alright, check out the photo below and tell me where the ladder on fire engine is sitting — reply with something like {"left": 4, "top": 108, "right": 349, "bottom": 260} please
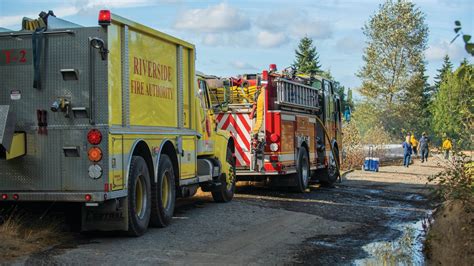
{"left": 275, "top": 78, "right": 321, "bottom": 112}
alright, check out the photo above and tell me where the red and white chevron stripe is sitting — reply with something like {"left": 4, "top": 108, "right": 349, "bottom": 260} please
{"left": 216, "top": 113, "right": 252, "bottom": 167}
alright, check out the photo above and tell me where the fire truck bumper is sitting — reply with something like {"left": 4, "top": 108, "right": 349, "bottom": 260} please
{"left": 0, "top": 190, "right": 127, "bottom": 202}
{"left": 236, "top": 169, "right": 297, "bottom": 176}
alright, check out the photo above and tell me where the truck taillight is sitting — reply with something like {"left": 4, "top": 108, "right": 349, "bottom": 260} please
{"left": 270, "top": 133, "right": 279, "bottom": 143}
{"left": 1, "top": 194, "right": 7, "bottom": 200}
{"left": 13, "top": 194, "right": 19, "bottom": 200}
{"left": 98, "top": 10, "right": 111, "bottom": 26}
{"left": 269, "top": 133, "right": 280, "bottom": 152}
{"left": 85, "top": 194, "right": 92, "bottom": 202}
{"left": 87, "top": 129, "right": 102, "bottom": 145}
{"left": 88, "top": 147, "right": 103, "bottom": 162}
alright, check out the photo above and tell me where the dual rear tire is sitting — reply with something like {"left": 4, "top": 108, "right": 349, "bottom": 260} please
{"left": 127, "top": 148, "right": 235, "bottom": 236}
{"left": 318, "top": 147, "right": 340, "bottom": 187}
{"left": 150, "top": 154, "right": 175, "bottom": 228}
{"left": 127, "top": 155, "right": 176, "bottom": 237}
{"left": 294, "top": 145, "right": 340, "bottom": 191}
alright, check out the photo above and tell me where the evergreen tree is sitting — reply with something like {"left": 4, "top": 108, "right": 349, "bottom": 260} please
{"left": 321, "top": 69, "right": 333, "bottom": 80}
{"left": 434, "top": 55, "right": 453, "bottom": 89}
{"left": 403, "top": 64, "right": 432, "bottom": 134}
{"left": 431, "top": 63, "right": 474, "bottom": 148}
{"left": 293, "top": 36, "right": 322, "bottom": 76}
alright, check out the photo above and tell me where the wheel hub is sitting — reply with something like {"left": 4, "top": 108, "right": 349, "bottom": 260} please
{"left": 226, "top": 162, "right": 236, "bottom": 190}
{"left": 302, "top": 157, "right": 309, "bottom": 186}
{"left": 161, "top": 171, "right": 170, "bottom": 209}
{"left": 135, "top": 175, "right": 147, "bottom": 219}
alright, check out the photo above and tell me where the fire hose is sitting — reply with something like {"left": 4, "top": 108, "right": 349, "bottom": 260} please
{"left": 314, "top": 115, "right": 341, "bottom": 182}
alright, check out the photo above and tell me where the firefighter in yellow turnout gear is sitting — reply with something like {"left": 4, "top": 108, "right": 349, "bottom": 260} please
{"left": 442, "top": 137, "right": 453, "bottom": 160}
{"left": 411, "top": 134, "right": 418, "bottom": 156}
{"left": 252, "top": 85, "right": 265, "bottom": 134}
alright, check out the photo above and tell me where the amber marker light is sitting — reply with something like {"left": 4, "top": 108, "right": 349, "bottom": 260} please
{"left": 88, "top": 147, "right": 103, "bottom": 162}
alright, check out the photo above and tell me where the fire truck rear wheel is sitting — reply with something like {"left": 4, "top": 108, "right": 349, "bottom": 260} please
{"left": 150, "top": 154, "right": 176, "bottom": 228}
{"left": 294, "top": 147, "right": 310, "bottom": 193}
{"left": 212, "top": 147, "right": 236, "bottom": 203}
{"left": 320, "top": 147, "right": 340, "bottom": 187}
{"left": 127, "top": 156, "right": 151, "bottom": 237}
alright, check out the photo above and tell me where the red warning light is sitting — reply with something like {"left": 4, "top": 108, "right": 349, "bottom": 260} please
{"left": 269, "top": 64, "right": 277, "bottom": 72}
{"left": 98, "top": 10, "right": 111, "bottom": 26}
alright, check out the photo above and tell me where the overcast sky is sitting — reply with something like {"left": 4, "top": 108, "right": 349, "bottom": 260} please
{"left": 1, "top": 0, "right": 472, "bottom": 94}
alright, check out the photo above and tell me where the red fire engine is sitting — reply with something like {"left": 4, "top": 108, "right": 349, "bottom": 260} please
{"left": 204, "top": 64, "right": 343, "bottom": 192}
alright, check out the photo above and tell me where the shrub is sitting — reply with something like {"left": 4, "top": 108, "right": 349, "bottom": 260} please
{"left": 341, "top": 122, "right": 364, "bottom": 170}
{"left": 427, "top": 151, "right": 474, "bottom": 210}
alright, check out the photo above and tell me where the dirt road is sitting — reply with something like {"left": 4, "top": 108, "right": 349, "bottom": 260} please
{"left": 9, "top": 159, "right": 442, "bottom": 265}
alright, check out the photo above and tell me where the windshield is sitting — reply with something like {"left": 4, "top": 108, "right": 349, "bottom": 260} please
{"left": 312, "top": 79, "right": 322, "bottom": 90}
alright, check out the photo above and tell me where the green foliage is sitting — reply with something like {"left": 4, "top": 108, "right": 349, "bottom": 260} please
{"left": 427, "top": 152, "right": 473, "bottom": 210}
{"left": 402, "top": 63, "right": 432, "bottom": 135}
{"left": 353, "top": 100, "right": 400, "bottom": 138}
{"left": 320, "top": 69, "right": 333, "bottom": 80}
{"left": 434, "top": 55, "right": 453, "bottom": 90}
{"left": 356, "top": 0, "right": 429, "bottom": 139}
{"left": 351, "top": 102, "right": 382, "bottom": 137}
{"left": 358, "top": 0, "right": 428, "bottom": 106}
{"left": 452, "top": 21, "right": 474, "bottom": 56}
{"left": 430, "top": 63, "right": 474, "bottom": 149}
{"left": 293, "top": 36, "right": 322, "bottom": 76}
{"left": 347, "top": 89, "right": 354, "bottom": 108}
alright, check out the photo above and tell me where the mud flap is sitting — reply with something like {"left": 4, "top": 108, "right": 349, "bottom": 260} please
{"left": 5, "top": 133, "right": 26, "bottom": 160}
{"left": 81, "top": 197, "right": 129, "bottom": 232}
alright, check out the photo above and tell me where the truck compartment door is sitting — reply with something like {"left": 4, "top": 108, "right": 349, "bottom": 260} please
{"left": 179, "top": 136, "right": 197, "bottom": 180}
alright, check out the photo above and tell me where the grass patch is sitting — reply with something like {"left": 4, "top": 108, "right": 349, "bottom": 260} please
{"left": 0, "top": 207, "right": 68, "bottom": 262}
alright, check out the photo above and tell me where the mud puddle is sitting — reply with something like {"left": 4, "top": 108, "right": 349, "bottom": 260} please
{"left": 354, "top": 219, "right": 427, "bottom": 265}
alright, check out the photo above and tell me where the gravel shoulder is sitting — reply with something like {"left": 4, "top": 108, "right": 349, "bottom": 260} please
{"left": 7, "top": 158, "right": 443, "bottom": 265}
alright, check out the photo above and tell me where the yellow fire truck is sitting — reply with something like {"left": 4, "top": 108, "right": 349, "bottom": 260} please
{"left": 205, "top": 64, "right": 342, "bottom": 192}
{"left": 0, "top": 11, "right": 235, "bottom": 236}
